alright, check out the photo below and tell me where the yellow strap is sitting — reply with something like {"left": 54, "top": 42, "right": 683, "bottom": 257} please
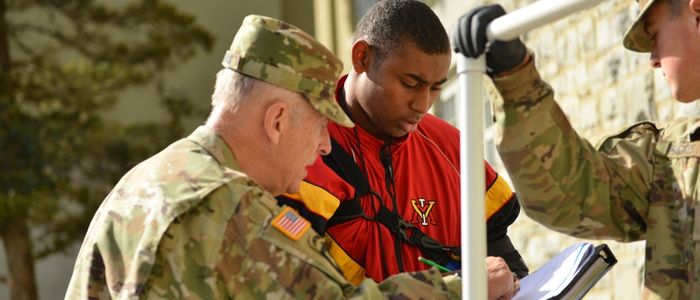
{"left": 326, "top": 238, "right": 365, "bottom": 286}
{"left": 282, "top": 181, "right": 341, "bottom": 220}
{"left": 485, "top": 175, "right": 514, "bottom": 219}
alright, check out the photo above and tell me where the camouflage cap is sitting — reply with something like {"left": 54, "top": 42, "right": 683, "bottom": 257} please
{"left": 222, "top": 15, "right": 353, "bottom": 127}
{"left": 622, "top": 0, "right": 658, "bottom": 52}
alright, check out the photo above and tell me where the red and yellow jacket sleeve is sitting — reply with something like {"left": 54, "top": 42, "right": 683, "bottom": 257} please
{"left": 277, "top": 157, "right": 368, "bottom": 285}
{"left": 485, "top": 162, "right": 515, "bottom": 219}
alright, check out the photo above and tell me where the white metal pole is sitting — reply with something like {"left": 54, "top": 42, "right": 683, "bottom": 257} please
{"left": 457, "top": 55, "right": 486, "bottom": 300}
{"left": 457, "top": 1, "right": 607, "bottom": 300}
{"left": 487, "top": 0, "right": 606, "bottom": 41}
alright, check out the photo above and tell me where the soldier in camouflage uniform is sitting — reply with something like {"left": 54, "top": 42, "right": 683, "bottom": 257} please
{"left": 65, "top": 15, "right": 461, "bottom": 299}
{"left": 454, "top": 0, "right": 700, "bottom": 299}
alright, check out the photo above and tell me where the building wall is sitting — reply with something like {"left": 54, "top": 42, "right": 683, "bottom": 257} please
{"left": 432, "top": 0, "right": 700, "bottom": 298}
{"left": 313, "top": 0, "right": 359, "bottom": 74}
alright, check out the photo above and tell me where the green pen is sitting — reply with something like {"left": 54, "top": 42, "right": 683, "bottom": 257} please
{"left": 418, "top": 256, "right": 451, "bottom": 273}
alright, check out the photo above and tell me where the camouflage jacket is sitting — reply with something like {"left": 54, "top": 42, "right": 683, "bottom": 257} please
{"left": 491, "top": 58, "right": 700, "bottom": 299}
{"left": 65, "top": 126, "right": 460, "bottom": 299}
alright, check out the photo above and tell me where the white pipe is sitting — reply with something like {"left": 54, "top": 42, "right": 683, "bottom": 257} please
{"left": 456, "top": 1, "right": 608, "bottom": 300}
{"left": 487, "top": 0, "right": 606, "bottom": 41}
{"left": 457, "top": 55, "right": 486, "bottom": 300}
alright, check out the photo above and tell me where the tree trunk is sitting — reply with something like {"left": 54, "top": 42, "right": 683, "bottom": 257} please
{"left": 0, "top": 2, "right": 36, "bottom": 300}
{"left": 0, "top": 0, "right": 10, "bottom": 99}
{"left": 0, "top": 218, "right": 38, "bottom": 300}
{"left": 0, "top": 0, "right": 9, "bottom": 107}
{"left": 0, "top": 1, "right": 38, "bottom": 299}
{"left": 0, "top": 0, "right": 9, "bottom": 73}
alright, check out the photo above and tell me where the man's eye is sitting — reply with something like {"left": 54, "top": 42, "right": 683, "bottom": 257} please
{"left": 402, "top": 81, "right": 418, "bottom": 88}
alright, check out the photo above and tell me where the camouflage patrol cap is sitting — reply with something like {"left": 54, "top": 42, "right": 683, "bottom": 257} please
{"left": 623, "top": 0, "right": 658, "bottom": 52}
{"left": 222, "top": 15, "right": 353, "bottom": 127}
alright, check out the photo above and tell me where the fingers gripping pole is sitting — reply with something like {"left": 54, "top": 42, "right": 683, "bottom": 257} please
{"left": 457, "top": 55, "right": 486, "bottom": 300}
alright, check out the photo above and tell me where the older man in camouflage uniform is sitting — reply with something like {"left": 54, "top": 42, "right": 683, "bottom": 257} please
{"left": 65, "top": 15, "right": 461, "bottom": 299}
{"left": 454, "top": 0, "right": 700, "bottom": 299}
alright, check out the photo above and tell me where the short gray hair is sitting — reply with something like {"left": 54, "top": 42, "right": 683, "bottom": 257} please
{"left": 210, "top": 69, "right": 306, "bottom": 123}
{"left": 211, "top": 69, "right": 266, "bottom": 110}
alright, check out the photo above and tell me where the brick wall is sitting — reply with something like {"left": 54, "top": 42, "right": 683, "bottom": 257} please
{"left": 433, "top": 0, "right": 700, "bottom": 298}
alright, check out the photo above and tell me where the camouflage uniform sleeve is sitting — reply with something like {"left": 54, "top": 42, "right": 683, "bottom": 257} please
{"left": 490, "top": 55, "right": 656, "bottom": 241}
{"left": 351, "top": 270, "right": 460, "bottom": 299}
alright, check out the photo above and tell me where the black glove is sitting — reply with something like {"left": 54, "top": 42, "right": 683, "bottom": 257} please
{"left": 452, "top": 4, "right": 527, "bottom": 76}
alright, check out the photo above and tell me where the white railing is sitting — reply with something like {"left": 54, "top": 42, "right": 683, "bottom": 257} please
{"left": 456, "top": 1, "right": 607, "bottom": 299}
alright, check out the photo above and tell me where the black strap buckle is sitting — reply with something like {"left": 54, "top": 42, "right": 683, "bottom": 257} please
{"left": 396, "top": 218, "right": 419, "bottom": 245}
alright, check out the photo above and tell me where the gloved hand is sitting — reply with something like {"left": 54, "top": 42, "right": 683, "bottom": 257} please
{"left": 452, "top": 4, "right": 527, "bottom": 77}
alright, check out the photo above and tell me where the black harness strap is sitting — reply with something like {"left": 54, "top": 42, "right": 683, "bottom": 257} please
{"left": 324, "top": 138, "right": 460, "bottom": 266}
{"left": 322, "top": 139, "right": 366, "bottom": 227}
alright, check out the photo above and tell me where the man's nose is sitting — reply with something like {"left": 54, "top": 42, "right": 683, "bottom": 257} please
{"left": 649, "top": 51, "right": 661, "bottom": 69}
{"left": 318, "top": 127, "right": 331, "bottom": 156}
{"left": 410, "top": 88, "right": 432, "bottom": 113}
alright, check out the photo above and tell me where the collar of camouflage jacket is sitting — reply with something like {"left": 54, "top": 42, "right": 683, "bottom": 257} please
{"left": 188, "top": 126, "right": 242, "bottom": 172}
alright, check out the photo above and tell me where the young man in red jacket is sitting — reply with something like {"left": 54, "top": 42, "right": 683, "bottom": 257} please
{"left": 278, "top": 0, "right": 527, "bottom": 296}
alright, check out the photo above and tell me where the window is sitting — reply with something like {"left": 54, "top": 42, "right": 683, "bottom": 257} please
{"left": 434, "top": 78, "right": 504, "bottom": 170}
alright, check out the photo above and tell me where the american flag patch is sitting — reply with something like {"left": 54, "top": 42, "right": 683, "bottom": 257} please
{"left": 271, "top": 207, "right": 310, "bottom": 241}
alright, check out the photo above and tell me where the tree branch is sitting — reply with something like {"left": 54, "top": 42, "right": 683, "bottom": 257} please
{"left": 12, "top": 22, "right": 96, "bottom": 58}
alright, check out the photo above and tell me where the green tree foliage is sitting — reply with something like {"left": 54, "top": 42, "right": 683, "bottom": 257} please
{"left": 0, "top": 0, "right": 213, "bottom": 298}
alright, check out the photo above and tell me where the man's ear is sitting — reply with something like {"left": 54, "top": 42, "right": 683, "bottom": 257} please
{"left": 691, "top": 0, "right": 700, "bottom": 36}
{"left": 350, "top": 39, "right": 372, "bottom": 73}
{"left": 263, "top": 101, "right": 287, "bottom": 145}
{"left": 691, "top": 0, "right": 700, "bottom": 15}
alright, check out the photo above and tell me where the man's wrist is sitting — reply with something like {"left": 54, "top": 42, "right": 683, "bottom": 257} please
{"left": 490, "top": 51, "right": 545, "bottom": 107}
{"left": 493, "top": 51, "right": 532, "bottom": 78}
